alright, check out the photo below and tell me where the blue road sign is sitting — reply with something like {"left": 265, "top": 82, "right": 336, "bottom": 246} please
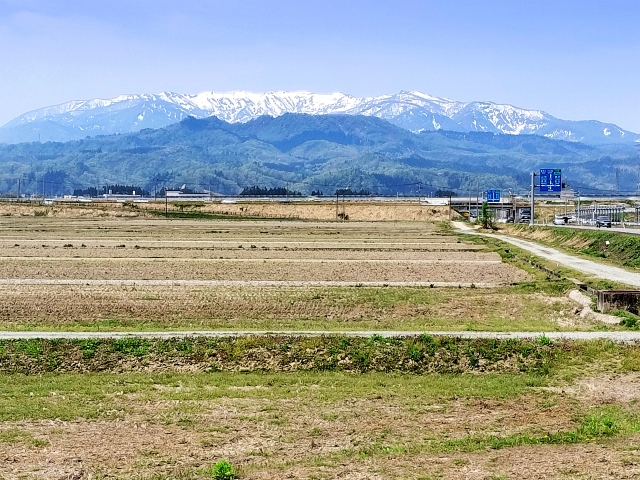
{"left": 487, "top": 189, "right": 501, "bottom": 203}
{"left": 539, "top": 168, "right": 562, "bottom": 192}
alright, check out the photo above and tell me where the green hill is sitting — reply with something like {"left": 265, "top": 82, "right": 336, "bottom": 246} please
{"left": 0, "top": 114, "right": 636, "bottom": 197}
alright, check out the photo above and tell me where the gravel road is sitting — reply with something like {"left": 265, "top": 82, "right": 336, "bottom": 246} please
{"left": 2, "top": 330, "right": 640, "bottom": 342}
{"left": 453, "top": 222, "right": 640, "bottom": 287}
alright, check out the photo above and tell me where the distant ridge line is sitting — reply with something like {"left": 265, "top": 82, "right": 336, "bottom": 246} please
{"left": 1, "top": 90, "right": 638, "bottom": 145}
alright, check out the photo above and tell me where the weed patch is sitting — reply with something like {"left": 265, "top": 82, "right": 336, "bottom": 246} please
{"left": 0, "top": 335, "right": 559, "bottom": 375}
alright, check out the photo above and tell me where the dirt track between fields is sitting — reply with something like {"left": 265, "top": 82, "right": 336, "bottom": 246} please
{"left": 453, "top": 222, "right": 640, "bottom": 287}
{"left": 3, "top": 330, "right": 640, "bottom": 341}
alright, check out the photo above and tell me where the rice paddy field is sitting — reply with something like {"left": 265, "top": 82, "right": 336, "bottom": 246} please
{"left": 0, "top": 215, "right": 570, "bottom": 332}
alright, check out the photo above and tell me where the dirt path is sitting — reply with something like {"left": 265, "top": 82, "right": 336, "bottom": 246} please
{"left": 3, "top": 330, "right": 640, "bottom": 342}
{"left": 453, "top": 221, "right": 640, "bottom": 287}
{"left": 0, "top": 279, "right": 502, "bottom": 287}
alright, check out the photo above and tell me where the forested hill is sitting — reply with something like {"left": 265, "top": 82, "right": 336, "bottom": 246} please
{"left": 0, "top": 114, "right": 636, "bottom": 197}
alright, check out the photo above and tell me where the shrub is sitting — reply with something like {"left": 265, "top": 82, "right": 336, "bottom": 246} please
{"left": 211, "top": 460, "right": 236, "bottom": 480}
{"left": 537, "top": 334, "right": 552, "bottom": 346}
{"left": 616, "top": 311, "right": 639, "bottom": 330}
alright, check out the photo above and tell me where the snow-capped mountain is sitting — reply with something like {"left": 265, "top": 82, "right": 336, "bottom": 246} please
{"left": 1, "top": 90, "right": 637, "bottom": 145}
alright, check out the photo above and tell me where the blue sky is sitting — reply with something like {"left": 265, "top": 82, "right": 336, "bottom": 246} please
{"left": 1, "top": 0, "right": 639, "bottom": 131}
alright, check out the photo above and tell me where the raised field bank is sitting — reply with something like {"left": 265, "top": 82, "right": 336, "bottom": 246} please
{"left": 2, "top": 200, "right": 640, "bottom": 480}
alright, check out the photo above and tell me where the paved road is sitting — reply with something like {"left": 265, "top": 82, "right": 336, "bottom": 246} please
{"left": 1, "top": 330, "right": 639, "bottom": 342}
{"left": 453, "top": 222, "right": 640, "bottom": 287}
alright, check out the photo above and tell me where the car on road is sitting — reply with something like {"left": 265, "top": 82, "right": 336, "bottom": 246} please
{"left": 596, "top": 215, "right": 612, "bottom": 228}
{"left": 553, "top": 214, "right": 570, "bottom": 225}
{"left": 518, "top": 208, "right": 531, "bottom": 223}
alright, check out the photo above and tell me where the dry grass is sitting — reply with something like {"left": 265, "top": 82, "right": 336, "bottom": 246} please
{"left": 0, "top": 284, "right": 576, "bottom": 332}
{"left": 0, "top": 199, "right": 454, "bottom": 221}
{"left": 0, "top": 371, "right": 639, "bottom": 479}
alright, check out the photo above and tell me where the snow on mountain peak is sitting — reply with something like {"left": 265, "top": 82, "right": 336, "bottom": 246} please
{"left": 2, "top": 89, "right": 637, "bottom": 146}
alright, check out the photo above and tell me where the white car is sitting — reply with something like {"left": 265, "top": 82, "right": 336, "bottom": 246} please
{"left": 553, "top": 214, "right": 569, "bottom": 225}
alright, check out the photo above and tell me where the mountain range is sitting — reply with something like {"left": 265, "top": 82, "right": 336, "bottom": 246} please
{"left": 1, "top": 90, "right": 638, "bottom": 146}
{"left": 0, "top": 113, "right": 637, "bottom": 198}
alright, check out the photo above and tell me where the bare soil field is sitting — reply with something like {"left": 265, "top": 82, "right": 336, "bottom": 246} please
{"left": 0, "top": 243, "right": 487, "bottom": 260}
{"left": 0, "top": 215, "right": 455, "bottom": 241}
{"left": 0, "top": 257, "right": 528, "bottom": 283}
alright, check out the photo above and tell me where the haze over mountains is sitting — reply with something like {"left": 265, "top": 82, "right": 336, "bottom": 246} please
{"left": 1, "top": 90, "right": 638, "bottom": 146}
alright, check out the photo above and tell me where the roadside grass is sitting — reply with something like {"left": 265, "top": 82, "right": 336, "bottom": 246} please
{"left": 4, "top": 336, "right": 640, "bottom": 379}
{"left": 615, "top": 310, "right": 640, "bottom": 330}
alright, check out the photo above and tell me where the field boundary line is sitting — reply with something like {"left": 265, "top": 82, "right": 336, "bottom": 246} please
{"left": 0, "top": 256, "right": 501, "bottom": 264}
{"left": 1, "top": 330, "right": 640, "bottom": 342}
{"left": 0, "top": 279, "right": 502, "bottom": 287}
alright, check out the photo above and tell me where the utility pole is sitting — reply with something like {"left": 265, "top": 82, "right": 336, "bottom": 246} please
{"left": 17, "top": 178, "right": 20, "bottom": 201}
{"left": 476, "top": 178, "right": 480, "bottom": 217}
{"left": 577, "top": 193, "right": 581, "bottom": 225}
{"left": 530, "top": 172, "right": 536, "bottom": 226}
{"left": 342, "top": 192, "right": 346, "bottom": 220}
